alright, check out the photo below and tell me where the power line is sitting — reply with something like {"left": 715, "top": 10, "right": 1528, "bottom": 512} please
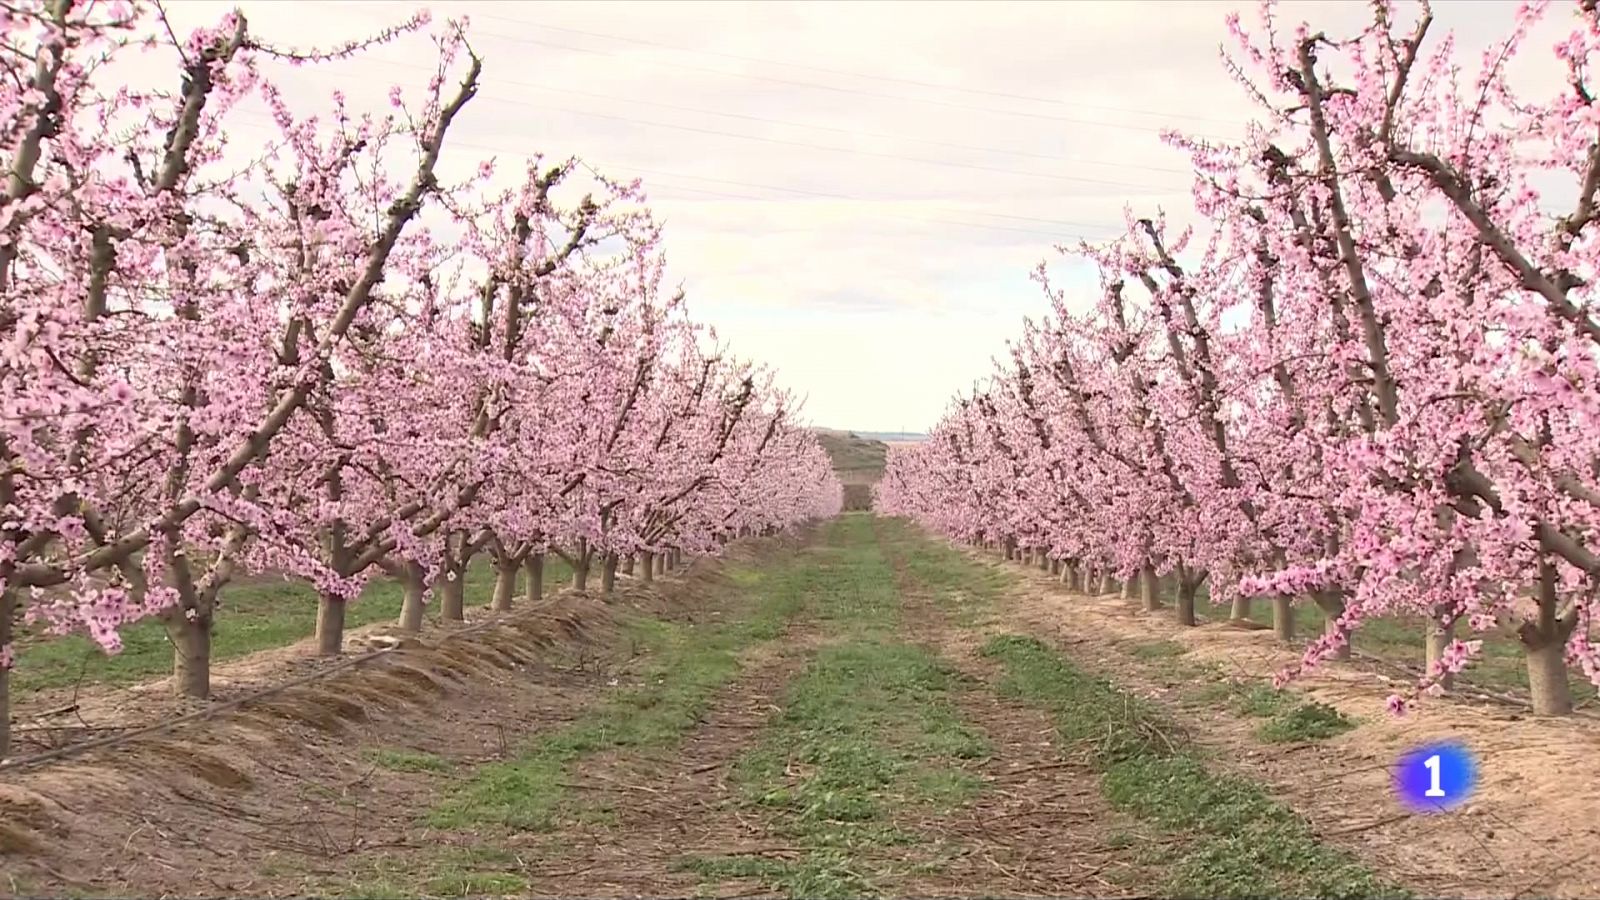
{"left": 469, "top": 79, "right": 1192, "bottom": 178}
{"left": 604, "top": 164, "right": 1123, "bottom": 232}
{"left": 340, "top": 50, "right": 1195, "bottom": 178}
{"left": 474, "top": 14, "right": 1247, "bottom": 129}
{"left": 451, "top": 28, "right": 1241, "bottom": 142}
{"left": 644, "top": 180, "right": 1110, "bottom": 241}
{"left": 486, "top": 100, "right": 1186, "bottom": 192}
{"left": 220, "top": 113, "right": 1134, "bottom": 243}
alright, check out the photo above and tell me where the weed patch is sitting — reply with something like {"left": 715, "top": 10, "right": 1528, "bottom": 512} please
{"left": 430, "top": 560, "right": 803, "bottom": 833}
{"left": 980, "top": 633, "right": 1407, "bottom": 900}
{"left": 1257, "top": 701, "right": 1356, "bottom": 743}
{"left": 368, "top": 748, "right": 449, "bottom": 774}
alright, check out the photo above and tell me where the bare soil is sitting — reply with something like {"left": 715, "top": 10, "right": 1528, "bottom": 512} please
{"left": 884, "top": 547, "right": 1158, "bottom": 897}
{"left": 967, "top": 548, "right": 1600, "bottom": 900}
{"left": 0, "top": 539, "right": 798, "bottom": 899}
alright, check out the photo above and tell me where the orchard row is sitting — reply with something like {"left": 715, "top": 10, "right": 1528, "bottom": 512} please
{"left": 879, "top": 0, "right": 1600, "bottom": 717}
{"left": 0, "top": 2, "right": 841, "bottom": 759}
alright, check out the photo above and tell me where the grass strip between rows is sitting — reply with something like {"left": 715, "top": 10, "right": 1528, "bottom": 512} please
{"left": 979, "top": 633, "right": 1410, "bottom": 900}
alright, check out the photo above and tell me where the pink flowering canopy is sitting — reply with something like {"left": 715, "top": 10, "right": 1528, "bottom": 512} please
{"left": 0, "top": 0, "right": 840, "bottom": 693}
{"left": 879, "top": 0, "right": 1600, "bottom": 714}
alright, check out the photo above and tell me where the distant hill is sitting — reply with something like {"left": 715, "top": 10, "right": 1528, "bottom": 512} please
{"left": 852, "top": 431, "right": 927, "bottom": 443}
{"left": 813, "top": 429, "right": 891, "bottom": 510}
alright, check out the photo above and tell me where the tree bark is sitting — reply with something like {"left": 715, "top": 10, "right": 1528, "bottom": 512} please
{"left": 0, "top": 588, "right": 11, "bottom": 761}
{"left": 1523, "top": 558, "right": 1577, "bottom": 715}
{"left": 1231, "top": 596, "right": 1253, "bottom": 622}
{"left": 525, "top": 554, "right": 544, "bottom": 604}
{"left": 1050, "top": 558, "right": 1061, "bottom": 576}
{"left": 1039, "top": 553, "right": 1050, "bottom": 572}
{"left": 601, "top": 553, "right": 618, "bottom": 596}
{"left": 1120, "top": 576, "right": 1135, "bottom": 600}
{"left": 573, "top": 542, "right": 591, "bottom": 594}
{"left": 622, "top": 555, "right": 635, "bottom": 576}
{"left": 1141, "top": 566, "right": 1160, "bottom": 611}
{"left": 493, "top": 557, "right": 517, "bottom": 612}
{"left": 398, "top": 565, "right": 427, "bottom": 632}
{"left": 1324, "top": 616, "right": 1350, "bottom": 660}
{"left": 654, "top": 552, "right": 665, "bottom": 576}
{"left": 164, "top": 603, "right": 214, "bottom": 698}
{"left": 1424, "top": 616, "right": 1455, "bottom": 690}
{"left": 1272, "top": 595, "right": 1294, "bottom": 641}
{"left": 316, "top": 593, "right": 346, "bottom": 656}
{"left": 640, "top": 550, "right": 655, "bottom": 583}
{"left": 1003, "top": 537, "right": 1016, "bottom": 561}
{"left": 1311, "top": 588, "right": 1350, "bottom": 660}
{"left": 439, "top": 567, "right": 466, "bottom": 622}
{"left": 1526, "top": 639, "right": 1574, "bottom": 716}
{"left": 1175, "top": 577, "right": 1199, "bottom": 627}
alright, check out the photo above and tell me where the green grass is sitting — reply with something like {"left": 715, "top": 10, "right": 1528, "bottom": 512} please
{"left": 980, "top": 633, "right": 1408, "bottom": 900}
{"left": 341, "top": 847, "right": 529, "bottom": 899}
{"left": 1128, "top": 639, "right": 1187, "bottom": 661}
{"left": 369, "top": 748, "right": 450, "bottom": 774}
{"left": 1256, "top": 701, "right": 1355, "bottom": 743}
{"left": 429, "top": 589, "right": 799, "bottom": 832}
{"left": 1213, "top": 598, "right": 1597, "bottom": 704}
{"left": 870, "top": 516, "right": 1006, "bottom": 625}
{"left": 681, "top": 514, "right": 990, "bottom": 899}
{"left": 11, "top": 555, "right": 574, "bottom": 696}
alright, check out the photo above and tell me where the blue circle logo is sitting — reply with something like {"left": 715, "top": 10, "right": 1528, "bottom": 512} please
{"left": 1393, "top": 741, "right": 1476, "bottom": 812}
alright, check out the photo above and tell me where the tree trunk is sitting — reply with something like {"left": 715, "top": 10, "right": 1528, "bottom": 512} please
{"left": 398, "top": 565, "right": 427, "bottom": 632}
{"left": 1231, "top": 596, "right": 1253, "bottom": 622}
{"left": 1175, "top": 577, "right": 1198, "bottom": 627}
{"left": 601, "top": 553, "right": 618, "bottom": 596}
{"left": 1425, "top": 616, "right": 1455, "bottom": 690}
{"left": 654, "top": 552, "right": 666, "bottom": 576}
{"left": 1141, "top": 566, "right": 1160, "bottom": 611}
{"left": 1050, "top": 559, "right": 1061, "bottom": 576}
{"left": 622, "top": 555, "right": 635, "bottom": 576}
{"left": 493, "top": 557, "right": 517, "bottom": 612}
{"left": 1066, "top": 565, "right": 1080, "bottom": 591}
{"left": 1526, "top": 639, "right": 1574, "bottom": 716}
{"left": 1524, "top": 559, "right": 1577, "bottom": 715}
{"left": 573, "top": 548, "right": 591, "bottom": 594}
{"left": 1312, "top": 588, "right": 1350, "bottom": 660}
{"left": 525, "top": 554, "right": 544, "bottom": 604}
{"left": 1003, "top": 538, "right": 1016, "bottom": 561}
{"left": 1039, "top": 553, "right": 1050, "bottom": 572}
{"left": 1120, "top": 576, "right": 1135, "bottom": 600}
{"left": 1324, "top": 616, "right": 1350, "bottom": 660}
{"left": 0, "top": 588, "right": 11, "bottom": 761}
{"left": 439, "top": 566, "right": 466, "bottom": 622}
{"left": 164, "top": 604, "right": 214, "bottom": 698}
{"left": 640, "top": 550, "right": 655, "bottom": 583}
{"left": 316, "top": 593, "right": 346, "bottom": 656}
{"left": 1272, "top": 595, "right": 1294, "bottom": 641}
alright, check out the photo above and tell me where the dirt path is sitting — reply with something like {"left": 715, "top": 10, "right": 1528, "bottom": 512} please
{"left": 2, "top": 517, "right": 1436, "bottom": 899}
{"left": 877, "top": 520, "right": 1156, "bottom": 897}
{"left": 511, "top": 624, "right": 827, "bottom": 897}
{"left": 959, "top": 542, "right": 1600, "bottom": 900}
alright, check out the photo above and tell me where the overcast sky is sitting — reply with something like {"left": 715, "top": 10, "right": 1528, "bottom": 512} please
{"left": 159, "top": 0, "right": 1562, "bottom": 433}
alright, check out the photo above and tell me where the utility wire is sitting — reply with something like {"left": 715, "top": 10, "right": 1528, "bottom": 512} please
{"left": 441, "top": 28, "right": 1241, "bottom": 141}
{"left": 474, "top": 14, "right": 1247, "bottom": 128}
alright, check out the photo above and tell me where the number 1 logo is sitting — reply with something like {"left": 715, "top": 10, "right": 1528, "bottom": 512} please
{"left": 1396, "top": 742, "right": 1475, "bottom": 812}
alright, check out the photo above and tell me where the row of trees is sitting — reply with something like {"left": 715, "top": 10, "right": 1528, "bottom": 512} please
{"left": 0, "top": 1, "right": 841, "bottom": 759}
{"left": 879, "top": 0, "right": 1600, "bottom": 716}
